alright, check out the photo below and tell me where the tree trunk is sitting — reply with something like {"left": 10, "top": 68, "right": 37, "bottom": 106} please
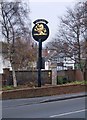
{"left": 11, "top": 63, "right": 17, "bottom": 87}
{"left": 84, "top": 59, "right": 87, "bottom": 80}
{"left": 84, "top": 40, "right": 87, "bottom": 81}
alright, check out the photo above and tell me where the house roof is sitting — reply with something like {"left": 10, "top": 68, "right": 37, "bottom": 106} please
{"left": 44, "top": 49, "right": 64, "bottom": 61}
{"left": 44, "top": 48, "right": 74, "bottom": 62}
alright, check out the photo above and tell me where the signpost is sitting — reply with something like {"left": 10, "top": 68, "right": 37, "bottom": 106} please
{"left": 32, "top": 19, "right": 49, "bottom": 87}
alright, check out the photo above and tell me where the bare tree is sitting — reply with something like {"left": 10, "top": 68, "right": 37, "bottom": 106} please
{"left": 47, "top": 2, "right": 87, "bottom": 72}
{"left": 81, "top": 1, "right": 87, "bottom": 80}
{"left": 0, "top": 1, "right": 31, "bottom": 87}
{"left": 14, "top": 38, "right": 37, "bottom": 70}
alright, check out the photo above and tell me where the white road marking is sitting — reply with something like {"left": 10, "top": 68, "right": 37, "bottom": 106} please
{"left": 50, "top": 109, "right": 87, "bottom": 118}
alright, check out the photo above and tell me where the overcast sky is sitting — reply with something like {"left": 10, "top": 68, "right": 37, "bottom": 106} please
{"left": 1, "top": 0, "right": 81, "bottom": 45}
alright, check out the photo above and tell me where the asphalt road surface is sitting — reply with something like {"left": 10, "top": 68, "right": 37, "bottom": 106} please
{"left": 2, "top": 96, "right": 86, "bottom": 118}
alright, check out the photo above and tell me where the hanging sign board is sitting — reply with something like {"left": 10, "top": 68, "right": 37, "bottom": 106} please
{"left": 32, "top": 19, "right": 49, "bottom": 42}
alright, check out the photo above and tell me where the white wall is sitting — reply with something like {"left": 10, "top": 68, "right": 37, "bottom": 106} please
{"left": 0, "top": 53, "right": 12, "bottom": 73}
{"left": 0, "top": 54, "right": 3, "bottom": 73}
{"left": 63, "top": 57, "right": 75, "bottom": 70}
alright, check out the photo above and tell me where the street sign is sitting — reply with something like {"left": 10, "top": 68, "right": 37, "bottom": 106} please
{"left": 32, "top": 19, "right": 49, "bottom": 87}
{"left": 32, "top": 19, "right": 49, "bottom": 42}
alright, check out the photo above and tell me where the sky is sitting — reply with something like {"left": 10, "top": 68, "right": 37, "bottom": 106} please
{"left": 0, "top": 0, "right": 82, "bottom": 45}
{"left": 28, "top": 0, "right": 78, "bottom": 46}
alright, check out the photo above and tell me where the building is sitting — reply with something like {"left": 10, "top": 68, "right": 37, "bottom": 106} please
{"left": 42, "top": 48, "right": 75, "bottom": 70}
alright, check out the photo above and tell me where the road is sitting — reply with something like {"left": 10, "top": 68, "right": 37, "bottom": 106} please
{"left": 2, "top": 95, "right": 86, "bottom": 118}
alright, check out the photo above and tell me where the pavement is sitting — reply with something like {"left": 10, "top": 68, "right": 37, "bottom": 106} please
{"left": 40, "top": 92, "right": 87, "bottom": 103}
{"left": 2, "top": 92, "right": 87, "bottom": 108}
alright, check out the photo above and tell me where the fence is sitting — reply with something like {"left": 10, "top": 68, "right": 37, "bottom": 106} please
{"left": 1, "top": 68, "right": 87, "bottom": 86}
{"left": 57, "top": 69, "right": 86, "bottom": 83}
{"left": 2, "top": 68, "right": 52, "bottom": 86}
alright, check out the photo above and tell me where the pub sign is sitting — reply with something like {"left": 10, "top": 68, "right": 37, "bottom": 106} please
{"left": 32, "top": 19, "right": 49, "bottom": 42}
